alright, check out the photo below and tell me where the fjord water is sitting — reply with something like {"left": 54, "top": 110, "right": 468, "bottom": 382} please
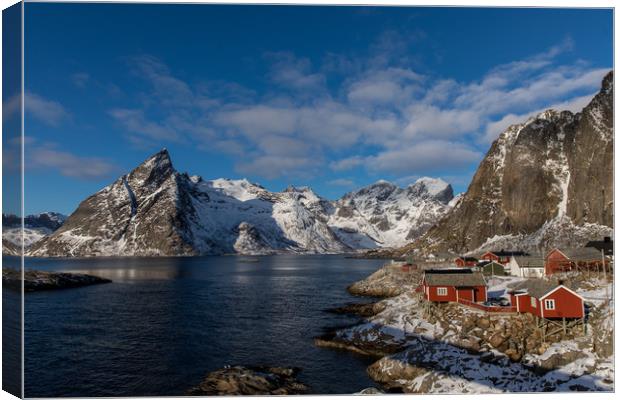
{"left": 18, "top": 255, "right": 384, "bottom": 396}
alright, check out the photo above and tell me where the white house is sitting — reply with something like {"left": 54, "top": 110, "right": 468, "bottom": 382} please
{"left": 508, "top": 256, "right": 545, "bottom": 278}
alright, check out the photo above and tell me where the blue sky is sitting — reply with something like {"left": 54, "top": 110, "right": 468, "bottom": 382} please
{"left": 14, "top": 4, "right": 612, "bottom": 215}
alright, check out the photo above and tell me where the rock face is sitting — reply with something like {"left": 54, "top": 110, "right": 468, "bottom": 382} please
{"left": 29, "top": 150, "right": 454, "bottom": 257}
{"left": 409, "top": 71, "right": 613, "bottom": 254}
{"left": 2, "top": 268, "right": 111, "bottom": 291}
{"left": 187, "top": 366, "right": 309, "bottom": 395}
{"left": 2, "top": 239, "right": 20, "bottom": 256}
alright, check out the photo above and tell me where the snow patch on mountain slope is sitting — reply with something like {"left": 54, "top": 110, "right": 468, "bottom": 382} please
{"left": 468, "top": 216, "right": 613, "bottom": 255}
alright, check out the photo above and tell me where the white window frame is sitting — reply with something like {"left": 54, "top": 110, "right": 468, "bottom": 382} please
{"left": 437, "top": 287, "right": 448, "bottom": 296}
{"left": 531, "top": 297, "right": 537, "bottom": 308}
{"left": 544, "top": 299, "right": 555, "bottom": 310}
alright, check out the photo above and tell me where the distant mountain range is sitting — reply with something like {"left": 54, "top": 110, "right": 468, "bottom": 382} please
{"left": 3, "top": 212, "right": 67, "bottom": 255}
{"left": 24, "top": 153, "right": 455, "bottom": 257}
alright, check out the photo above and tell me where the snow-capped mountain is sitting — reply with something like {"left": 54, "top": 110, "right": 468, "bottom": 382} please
{"left": 405, "top": 71, "right": 614, "bottom": 255}
{"left": 2, "top": 212, "right": 67, "bottom": 250}
{"left": 329, "top": 178, "right": 454, "bottom": 248}
{"left": 28, "top": 150, "right": 454, "bottom": 257}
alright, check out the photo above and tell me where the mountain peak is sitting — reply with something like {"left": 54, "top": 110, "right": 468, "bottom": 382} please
{"left": 128, "top": 148, "right": 175, "bottom": 187}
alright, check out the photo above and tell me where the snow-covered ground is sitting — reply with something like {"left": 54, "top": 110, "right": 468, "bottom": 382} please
{"left": 333, "top": 271, "right": 613, "bottom": 393}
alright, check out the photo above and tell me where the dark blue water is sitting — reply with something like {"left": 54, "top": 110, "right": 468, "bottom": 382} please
{"left": 16, "top": 255, "right": 384, "bottom": 397}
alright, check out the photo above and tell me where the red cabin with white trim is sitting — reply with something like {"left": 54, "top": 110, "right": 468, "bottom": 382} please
{"left": 509, "top": 280, "right": 585, "bottom": 319}
{"left": 422, "top": 269, "right": 487, "bottom": 303}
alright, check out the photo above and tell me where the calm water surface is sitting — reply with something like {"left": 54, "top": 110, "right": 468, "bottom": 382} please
{"left": 15, "top": 255, "right": 384, "bottom": 397}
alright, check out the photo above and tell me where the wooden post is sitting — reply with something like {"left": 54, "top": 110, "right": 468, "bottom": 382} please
{"left": 602, "top": 249, "right": 607, "bottom": 282}
{"left": 562, "top": 317, "right": 567, "bottom": 336}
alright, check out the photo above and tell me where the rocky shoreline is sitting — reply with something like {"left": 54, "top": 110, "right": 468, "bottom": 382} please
{"left": 2, "top": 268, "right": 112, "bottom": 291}
{"left": 187, "top": 366, "right": 309, "bottom": 395}
{"left": 317, "top": 263, "right": 614, "bottom": 393}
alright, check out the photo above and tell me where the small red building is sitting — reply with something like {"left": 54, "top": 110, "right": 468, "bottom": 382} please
{"left": 509, "top": 280, "right": 585, "bottom": 319}
{"left": 422, "top": 269, "right": 487, "bottom": 303}
{"left": 454, "top": 256, "right": 478, "bottom": 267}
{"left": 545, "top": 247, "right": 605, "bottom": 275}
{"left": 480, "top": 250, "right": 528, "bottom": 265}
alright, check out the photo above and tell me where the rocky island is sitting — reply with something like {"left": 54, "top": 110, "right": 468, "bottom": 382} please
{"left": 2, "top": 268, "right": 111, "bottom": 291}
{"left": 187, "top": 366, "right": 309, "bottom": 395}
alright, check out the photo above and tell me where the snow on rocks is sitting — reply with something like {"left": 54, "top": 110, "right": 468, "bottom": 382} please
{"left": 324, "top": 265, "right": 614, "bottom": 393}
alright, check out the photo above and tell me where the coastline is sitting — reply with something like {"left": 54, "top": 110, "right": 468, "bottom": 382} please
{"left": 317, "top": 262, "right": 614, "bottom": 393}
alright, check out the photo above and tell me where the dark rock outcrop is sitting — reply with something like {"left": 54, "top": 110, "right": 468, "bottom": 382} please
{"left": 187, "top": 366, "right": 309, "bottom": 395}
{"left": 406, "top": 71, "right": 613, "bottom": 254}
{"left": 2, "top": 268, "right": 111, "bottom": 291}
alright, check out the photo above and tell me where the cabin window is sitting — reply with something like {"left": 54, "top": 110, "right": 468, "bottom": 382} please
{"left": 544, "top": 299, "right": 556, "bottom": 310}
{"left": 531, "top": 297, "right": 537, "bottom": 308}
{"left": 437, "top": 287, "right": 448, "bottom": 296}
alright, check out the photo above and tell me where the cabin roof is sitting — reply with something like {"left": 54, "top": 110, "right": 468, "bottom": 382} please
{"left": 509, "top": 279, "right": 579, "bottom": 299}
{"left": 585, "top": 239, "right": 613, "bottom": 256}
{"left": 553, "top": 247, "right": 602, "bottom": 261}
{"left": 456, "top": 256, "right": 478, "bottom": 262}
{"left": 513, "top": 256, "right": 545, "bottom": 268}
{"left": 424, "top": 271, "right": 486, "bottom": 287}
{"left": 486, "top": 250, "right": 529, "bottom": 257}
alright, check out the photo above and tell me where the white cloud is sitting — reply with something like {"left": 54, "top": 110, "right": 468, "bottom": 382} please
{"left": 403, "top": 104, "right": 481, "bottom": 139}
{"left": 214, "top": 105, "right": 297, "bottom": 137}
{"left": 327, "top": 178, "right": 355, "bottom": 187}
{"left": 108, "top": 37, "right": 609, "bottom": 182}
{"left": 366, "top": 140, "right": 482, "bottom": 174}
{"left": 27, "top": 142, "right": 118, "bottom": 179}
{"left": 25, "top": 92, "right": 70, "bottom": 126}
{"left": 266, "top": 52, "right": 326, "bottom": 91}
{"left": 330, "top": 156, "right": 365, "bottom": 172}
{"left": 109, "top": 108, "right": 181, "bottom": 142}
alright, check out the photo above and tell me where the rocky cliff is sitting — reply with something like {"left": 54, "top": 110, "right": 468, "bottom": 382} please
{"left": 405, "top": 71, "right": 613, "bottom": 255}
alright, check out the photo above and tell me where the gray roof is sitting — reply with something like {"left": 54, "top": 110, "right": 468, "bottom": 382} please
{"left": 424, "top": 271, "right": 486, "bottom": 287}
{"left": 509, "top": 279, "right": 578, "bottom": 299}
{"left": 555, "top": 247, "right": 603, "bottom": 261}
{"left": 513, "top": 256, "right": 545, "bottom": 268}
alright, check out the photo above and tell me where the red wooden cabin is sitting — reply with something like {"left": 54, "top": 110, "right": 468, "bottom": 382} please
{"left": 454, "top": 256, "right": 478, "bottom": 267}
{"left": 481, "top": 250, "right": 528, "bottom": 265}
{"left": 545, "top": 247, "right": 606, "bottom": 275}
{"left": 509, "top": 280, "right": 585, "bottom": 319}
{"left": 422, "top": 269, "right": 487, "bottom": 303}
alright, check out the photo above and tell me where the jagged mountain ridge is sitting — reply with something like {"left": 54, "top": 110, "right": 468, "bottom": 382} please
{"left": 404, "top": 71, "right": 614, "bottom": 255}
{"left": 29, "top": 152, "right": 455, "bottom": 257}
{"left": 329, "top": 179, "right": 454, "bottom": 248}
